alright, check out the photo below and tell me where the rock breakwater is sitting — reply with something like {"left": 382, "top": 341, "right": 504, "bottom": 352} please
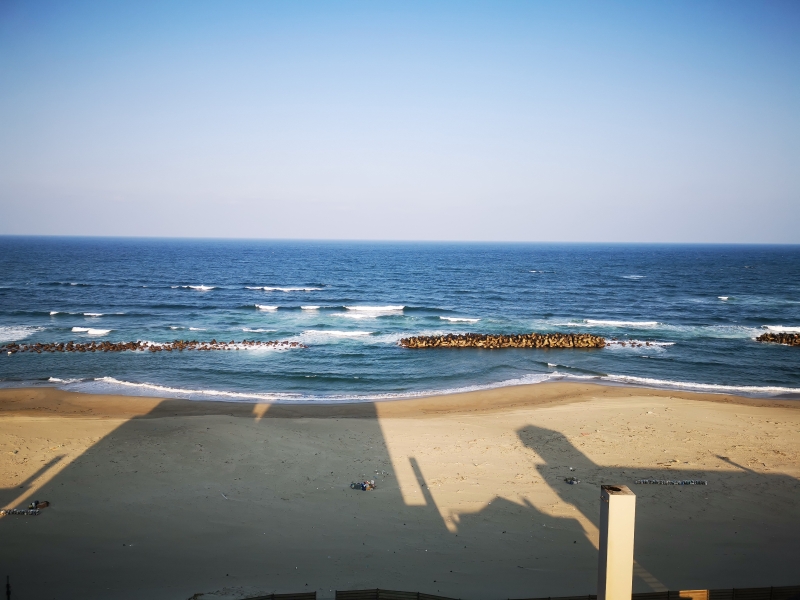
{"left": 399, "top": 332, "right": 606, "bottom": 349}
{"left": 2, "top": 339, "right": 306, "bottom": 354}
{"left": 756, "top": 333, "right": 800, "bottom": 346}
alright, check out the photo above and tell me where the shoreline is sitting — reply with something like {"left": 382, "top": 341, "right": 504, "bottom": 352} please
{"left": 1, "top": 381, "right": 798, "bottom": 420}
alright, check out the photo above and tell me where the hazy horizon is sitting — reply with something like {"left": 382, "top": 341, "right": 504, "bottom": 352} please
{"left": 2, "top": 234, "right": 800, "bottom": 246}
{"left": 1, "top": 1, "right": 798, "bottom": 243}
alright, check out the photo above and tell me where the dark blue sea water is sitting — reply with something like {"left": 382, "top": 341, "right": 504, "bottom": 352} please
{"left": 1, "top": 237, "right": 798, "bottom": 401}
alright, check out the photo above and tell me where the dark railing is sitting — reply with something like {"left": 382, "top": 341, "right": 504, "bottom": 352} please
{"left": 241, "top": 586, "right": 800, "bottom": 600}
{"left": 512, "top": 587, "right": 800, "bottom": 600}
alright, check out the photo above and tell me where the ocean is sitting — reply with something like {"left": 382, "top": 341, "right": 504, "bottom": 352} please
{"left": 1, "top": 237, "right": 798, "bottom": 401}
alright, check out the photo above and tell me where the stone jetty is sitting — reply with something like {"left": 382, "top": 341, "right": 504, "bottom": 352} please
{"left": 756, "top": 332, "right": 800, "bottom": 347}
{"left": 399, "top": 332, "right": 606, "bottom": 349}
{"left": 2, "top": 339, "right": 306, "bottom": 355}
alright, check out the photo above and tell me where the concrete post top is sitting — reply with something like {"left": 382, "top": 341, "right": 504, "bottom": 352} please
{"left": 601, "top": 484, "right": 635, "bottom": 497}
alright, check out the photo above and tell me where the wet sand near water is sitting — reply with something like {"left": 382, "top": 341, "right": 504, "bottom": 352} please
{"left": 1, "top": 383, "right": 799, "bottom": 600}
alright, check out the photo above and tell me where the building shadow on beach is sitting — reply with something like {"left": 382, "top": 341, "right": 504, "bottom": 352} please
{"left": 1, "top": 398, "right": 799, "bottom": 600}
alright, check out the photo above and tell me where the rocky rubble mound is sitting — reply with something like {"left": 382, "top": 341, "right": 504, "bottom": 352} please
{"left": 756, "top": 332, "right": 800, "bottom": 346}
{"left": 2, "top": 339, "right": 306, "bottom": 354}
{"left": 399, "top": 332, "right": 606, "bottom": 349}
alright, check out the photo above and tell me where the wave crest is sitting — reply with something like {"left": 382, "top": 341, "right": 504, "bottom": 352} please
{"left": 763, "top": 325, "right": 800, "bottom": 333}
{"left": 71, "top": 327, "right": 111, "bottom": 335}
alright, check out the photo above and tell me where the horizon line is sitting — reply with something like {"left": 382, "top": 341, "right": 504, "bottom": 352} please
{"left": 0, "top": 234, "right": 798, "bottom": 247}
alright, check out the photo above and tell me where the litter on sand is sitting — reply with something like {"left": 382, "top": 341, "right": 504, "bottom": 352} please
{"left": 635, "top": 479, "right": 707, "bottom": 485}
{"left": 1, "top": 500, "right": 51, "bottom": 516}
{"left": 350, "top": 480, "right": 376, "bottom": 491}
{"left": 564, "top": 477, "right": 580, "bottom": 485}
{"left": 0, "top": 509, "right": 40, "bottom": 516}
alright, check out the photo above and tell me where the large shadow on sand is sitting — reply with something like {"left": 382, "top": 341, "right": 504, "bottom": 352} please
{"left": 1, "top": 400, "right": 799, "bottom": 600}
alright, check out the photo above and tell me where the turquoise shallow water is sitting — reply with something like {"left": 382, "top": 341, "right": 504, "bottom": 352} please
{"left": 1, "top": 238, "right": 798, "bottom": 401}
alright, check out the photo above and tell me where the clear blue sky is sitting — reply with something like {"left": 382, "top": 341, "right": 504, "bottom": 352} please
{"left": 1, "top": 1, "right": 798, "bottom": 242}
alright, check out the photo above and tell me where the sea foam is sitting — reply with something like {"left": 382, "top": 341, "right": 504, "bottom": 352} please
{"left": 342, "top": 306, "right": 404, "bottom": 318}
{"left": 298, "top": 330, "right": 374, "bottom": 343}
{"left": 182, "top": 285, "right": 215, "bottom": 291}
{"left": 255, "top": 305, "right": 278, "bottom": 311}
{"left": 74, "top": 373, "right": 557, "bottom": 403}
{"left": 71, "top": 327, "right": 111, "bottom": 335}
{"left": 603, "top": 374, "right": 800, "bottom": 396}
{"left": 584, "top": 319, "right": 659, "bottom": 328}
{"left": 763, "top": 325, "right": 800, "bottom": 333}
{"left": 0, "top": 326, "right": 43, "bottom": 343}
{"left": 440, "top": 317, "right": 480, "bottom": 323}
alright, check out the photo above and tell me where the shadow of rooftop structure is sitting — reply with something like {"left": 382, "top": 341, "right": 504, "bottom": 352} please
{"left": 0, "top": 399, "right": 798, "bottom": 600}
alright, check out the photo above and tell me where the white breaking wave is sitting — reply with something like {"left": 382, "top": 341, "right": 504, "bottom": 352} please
{"left": 169, "top": 326, "right": 182, "bottom": 330}
{"left": 90, "top": 377, "right": 304, "bottom": 401}
{"left": 584, "top": 319, "right": 660, "bottom": 328}
{"left": 188, "top": 327, "right": 206, "bottom": 331}
{"left": 0, "top": 326, "right": 43, "bottom": 343}
{"left": 763, "top": 325, "right": 800, "bottom": 334}
{"left": 301, "top": 306, "right": 320, "bottom": 310}
{"left": 440, "top": 317, "right": 480, "bottom": 323}
{"left": 43, "top": 368, "right": 800, "bottom": 404}
{"left": 50, "top": 311, "right": 60, "bottom": 316}
{"left": 298, "top": 330, "right": 374, "bottom": 343}
{"left": 621, "top": 275, "right": 646, "bottom": 279}
{"left": 345, "top": 305, "right": 404, "bottom": 312}
{"left": 61, "top": 373, "right": 557, "bottom": 404}
{"left": 342, "top": 305, "right": 404, "bottom": 318}
{"left": 718, "top": 296, "right": 729, "bottom": 301}
{"left": 603, "top": 374, "right": 800, "bottom": 396}
{"left": 242, "top": 328, "right": 276, "bottom": 333}
{"left": 255, "top": 305, "right": 278, "bottom": 311}
{"left": 182, "top": 285, "right": 215, "bottom": 291}
{"left": 71, "top": 327, "right": 111, "bottom": 335}
{"left": 84, "top": 313, "right": 103, "bottom": 317}
{"left": 48, "top": 377, "right": 82, "bottom": 384}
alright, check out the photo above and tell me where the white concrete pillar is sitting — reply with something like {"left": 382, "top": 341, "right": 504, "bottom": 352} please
{"left": 597, "top": 484, "right": 636, "bottom": 600}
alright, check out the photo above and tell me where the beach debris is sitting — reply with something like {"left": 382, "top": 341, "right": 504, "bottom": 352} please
{"left": 399, "top": 332, "right": 606, "bottom": 349}
{"left": 1, "top": 339, "right": 307, "bottom": 355}
{"left": 756, "top": 333, "right": 800, "bottom": 347}
{"left": 564, "top": 477, "right": 581, "bottom": 485}
{"left": 350, "top": 480, "right": 376, "bottom": 491}
{"left": 27, "top": 500, "right": 49, "bottom": 510}
{"left": 634, "top": 479, "right": 707, "bottom": 485}
{"left": 0, "top": 509, "right": 40, "bottom": 516}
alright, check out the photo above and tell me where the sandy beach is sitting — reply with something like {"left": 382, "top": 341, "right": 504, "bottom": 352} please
{"left": 1, "top": 383, "right": 799, "bottom": 600}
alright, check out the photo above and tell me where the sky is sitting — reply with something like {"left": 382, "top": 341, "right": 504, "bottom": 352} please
{"left": 0, "top": 1, "right": 798, "bottom": 243}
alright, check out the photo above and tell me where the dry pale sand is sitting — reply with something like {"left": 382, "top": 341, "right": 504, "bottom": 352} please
{"left": 1, "top": 383, "right": 799, "bottom": 600}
